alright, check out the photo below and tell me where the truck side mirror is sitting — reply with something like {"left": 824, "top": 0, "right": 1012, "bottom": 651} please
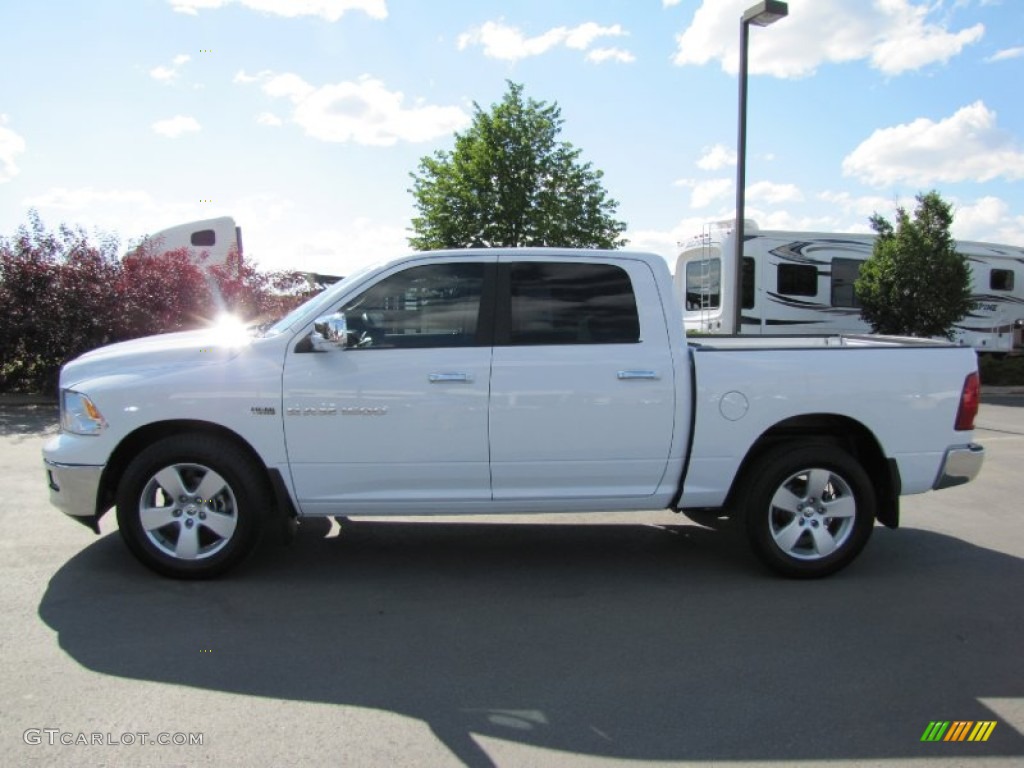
{"left": 311, "top": 312, "right": 349, "bottom": 352}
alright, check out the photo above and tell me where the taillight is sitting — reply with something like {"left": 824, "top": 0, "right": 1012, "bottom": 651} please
{"left": 954, "top": 371, "right": 980, "bottom": 431}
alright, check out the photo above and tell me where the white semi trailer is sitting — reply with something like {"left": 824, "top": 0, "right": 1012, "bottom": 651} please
{"left": 139, "top": 216, "right": 242, "bottom": 268}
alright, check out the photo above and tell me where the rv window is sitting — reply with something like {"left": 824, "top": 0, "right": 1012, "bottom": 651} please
{"left": 831, "top": 257, "right": 863, "bottom": 308}
{"left": 685, "top": 259, "right": 721, "bottom": 311}
{"left": 777, "top": 264, "right": 817, "bottom": 297}
{"left": 191, "top": 229, "right": 216, "bottom": 247}
{"left": 742, "top": 257, "right": 755, "bottom": 309}
{"left": 991, "top": 269, "right": 1015, "bottom": 292}
{"left": 503, "top": 262, "right": 640, "bottom": 345}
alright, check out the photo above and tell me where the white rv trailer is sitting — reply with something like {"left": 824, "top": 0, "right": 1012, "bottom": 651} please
{"left": 676, "top": 220, "right": 1024, "bottom": 353}
{"left": 139, "top": 216, "right": 242, "bottom": 268}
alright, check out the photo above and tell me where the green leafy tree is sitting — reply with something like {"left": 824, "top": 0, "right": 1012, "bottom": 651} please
{"left": 408, "top": 81, "right": 627, "bottom": 250}
{"left": 855, "top": 191, "right": 973, "bottom": 340}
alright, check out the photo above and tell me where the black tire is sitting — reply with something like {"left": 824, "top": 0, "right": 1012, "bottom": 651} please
{"left": 116, "top": 434, "right": 269, "bottom": 579}
{"left": 741, "top": 443, "right": 875, "bottom": 578}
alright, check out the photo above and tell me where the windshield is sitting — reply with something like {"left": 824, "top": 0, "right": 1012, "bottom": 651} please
{"left": 259, "top": 262, "right": 381, "bottom": 338}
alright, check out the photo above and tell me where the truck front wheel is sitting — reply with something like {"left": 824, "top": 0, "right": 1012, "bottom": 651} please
{"left": 115, "top": 434, "right": 268, "bottom": 579}
{"left": 741, "top": 444, "right": 875, "bottom": 578}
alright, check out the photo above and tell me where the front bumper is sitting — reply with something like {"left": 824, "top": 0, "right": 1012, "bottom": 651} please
{"left": 44, "top": 459, "right": 105, "bottom": 532}
{"left": 933, "top": 443, "right": 985, "bottom": 490}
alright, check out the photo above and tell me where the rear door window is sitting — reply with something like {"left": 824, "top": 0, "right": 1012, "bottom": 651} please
{"left": 500, "top": 262, "right": 640, "bottom": 345}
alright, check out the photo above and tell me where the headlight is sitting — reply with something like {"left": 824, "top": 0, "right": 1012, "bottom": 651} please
{"left": 61, "top": 390, "right": 107, "bottom": 435}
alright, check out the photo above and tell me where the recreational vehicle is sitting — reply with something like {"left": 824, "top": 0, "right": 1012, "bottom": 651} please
{"left": 676, "top": 220, "right": 1024, "bottom": 353}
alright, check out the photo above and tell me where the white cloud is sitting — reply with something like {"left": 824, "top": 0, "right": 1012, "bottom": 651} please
{"left": 234, "top": 69, "right": 272, "bottom": 83}
{"left": 289, "top": 218, "right": 408, "bottom": 274}
{"left": 168, "top": 0, "right": 387, "bottom": 21}
{"left": 696, "top": 143, "right": 736, "bottom": 170}
{"left": 662, "top": 0, "right": 683, "bottom": 7}
{"left": 263, "top": 73, "right": 316, "bottom": 101}
{"left": 675, "top": 177, "right": 733, "bottom": 209}
{"left": 747, "top": 181, "right": 803, "bottom": 204}
{"left": 23, "top": 187, "right": 154, "bottom": 210}
{"left": 625, "top": 218, "right": 707, "bottom": 267}
{"left": 586, "top": 48, "right": 636, "bottom": 64}
{"left": 0, "top": 115, "right": 27, "bottom": 183}
{"left": 152, "top": 115, "right": 202, "bottom": 138}
{"left": 257, "top": 112, "right": 283, "bottom": 126}
{"left": 565, "top": 22, "right": 626, "bottom": 49}
{"left": 870, "top": 17, "right": 983, "bottom": 74}
{"left": 986, "top": 46, "right": 1024, "bottom": 62}
{"left": 15, "top": 187, "right": 322, "bottom": 270}
{"left": 675, "top": 176, "right": 801, "bottom": 208}
{"left": 150, "top": 66, "right": 176, "bottom": 81}
{"left": 150, "top": 53, "right": 191, "bottom": 82}
{"left": 744, "top": 207, "right": 845, "bottom": 234}
{"left": 243, "top": 72, "right": 469, "bottom": 145}
{"left": 673, "top": 0, "right": 984, "bottom": 78}
{"left": 168, "top": 0, "right": 220, "bottom": 13}
{"left": 458, "top": 20, "right": 629, "bottom": 62}
{"left": 819, "top": 190, "right": 907, "bottom": 219}
{"left": 817, "top": 191, "right": 1024, "bottom": 243}
{"left": 950, "top": 196, "right": 1024, "bottom": 244}
{"left": 842, "top": 101, "right": 1024, "bottom": 185}
{"left": 954, "top": 195, "right": 1005, "bottom": 240}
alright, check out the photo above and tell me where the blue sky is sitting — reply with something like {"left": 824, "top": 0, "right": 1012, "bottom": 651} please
{"left": 1, "top": 0, "right": 1022, "bottom": 275}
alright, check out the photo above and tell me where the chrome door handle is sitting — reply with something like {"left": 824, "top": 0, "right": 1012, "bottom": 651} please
{"left": 617, "top": 370, "right": 659, "bottom": 380}
{"left": 429, "top": 372, "right": 473, "bottom": 383}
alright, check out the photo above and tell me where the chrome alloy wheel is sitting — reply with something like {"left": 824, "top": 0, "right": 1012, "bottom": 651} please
{"left": 767, "top": 468, "right": 857, "bottom": 561}
{"left": 138, "top": 463, "right": 239, "bottom": 561}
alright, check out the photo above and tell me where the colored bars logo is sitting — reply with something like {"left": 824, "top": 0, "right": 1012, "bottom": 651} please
{"left": 921, "top": 721, "right": 997, "bottom": 742}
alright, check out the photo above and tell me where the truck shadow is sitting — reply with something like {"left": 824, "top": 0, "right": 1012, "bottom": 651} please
{"left": 39, "top": 520, "right": 1024, "bottom": 766}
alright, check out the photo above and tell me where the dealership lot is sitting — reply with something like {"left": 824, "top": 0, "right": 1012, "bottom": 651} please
{"left": 2, "top": 401, "right": 1023, "bottom": 767}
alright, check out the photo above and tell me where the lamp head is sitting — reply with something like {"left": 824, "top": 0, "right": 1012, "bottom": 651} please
{"left": 743, "top": 0, "right": 789, "bottom": 27}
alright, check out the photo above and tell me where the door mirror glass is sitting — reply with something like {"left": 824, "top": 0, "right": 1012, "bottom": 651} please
{"left": 311, "top": 312, "right": 349, "bottom": 351}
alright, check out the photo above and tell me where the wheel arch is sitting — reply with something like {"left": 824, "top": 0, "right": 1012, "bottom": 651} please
{"left": 725, "top": 413, "right": 901, "bottom": 528}
{"left": 97, "top": 420, "right": 288, "bottom": 524}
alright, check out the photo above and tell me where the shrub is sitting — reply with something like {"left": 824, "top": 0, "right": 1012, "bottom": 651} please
{"left": 0, "top": 211, "right": 323, "bottom": 394}
{"left": 978, "top": 354, "right": 1024, "bottom": 386}
{"left": 1, "top": 212, "right": 122, "bottom": 393}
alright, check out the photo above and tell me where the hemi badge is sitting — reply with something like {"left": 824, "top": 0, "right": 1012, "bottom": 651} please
{"left": 250, "top": 406, "right": 276, "bottom": 416}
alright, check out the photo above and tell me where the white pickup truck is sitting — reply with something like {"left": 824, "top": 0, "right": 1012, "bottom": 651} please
{"left": 43, "top": 248, "right": 985, "bottom": 579}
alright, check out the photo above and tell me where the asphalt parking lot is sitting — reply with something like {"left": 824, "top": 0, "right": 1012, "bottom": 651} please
{"left": 2, "top": 401, "right": 1023, "bottom": 767}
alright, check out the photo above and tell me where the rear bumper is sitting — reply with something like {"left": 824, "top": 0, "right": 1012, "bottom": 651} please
{"left": 933, "top": 444, "right": 985, "bottom": 490}
{"left": 44, "top": 459, "right": 104, "bottom": 532}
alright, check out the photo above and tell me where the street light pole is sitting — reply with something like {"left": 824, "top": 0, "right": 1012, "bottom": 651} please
{"left": 734, "top": 0, "right": 788, "bottom": 335}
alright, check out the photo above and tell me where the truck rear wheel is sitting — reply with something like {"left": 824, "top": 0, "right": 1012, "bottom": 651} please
{"left": 115, "top": 434, "right": 268, "bottom": 579}
{"left": 741, "top": 444, "right": 875, "bottom": 578}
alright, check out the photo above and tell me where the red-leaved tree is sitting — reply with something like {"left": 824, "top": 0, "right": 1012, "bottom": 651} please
{"left": 1, "top": 211, "right": 326, "bottom": 393}
{"left": 1, "top": 212, "right": 122, "bottom": 392}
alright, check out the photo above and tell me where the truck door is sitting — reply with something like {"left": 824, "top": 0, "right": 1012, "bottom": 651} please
{"left": 282, "top": 258, "right": 496, "bottom": 513}
{"left": 488, "top": 257, "right": 676, "bottom": 500}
